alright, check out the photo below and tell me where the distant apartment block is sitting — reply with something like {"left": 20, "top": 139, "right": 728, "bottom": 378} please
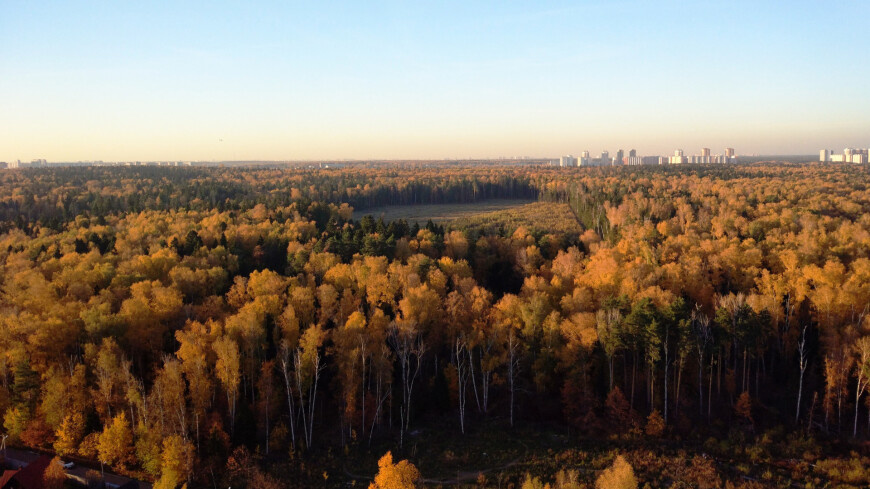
{"left": 559, "top": 155, "right": 577, "bottom": 167}
{"left": 669, "top": 149, "right": 687, "bottom": 164}
{"left": 820, "top": 148, "right": 868, "bottom": 163}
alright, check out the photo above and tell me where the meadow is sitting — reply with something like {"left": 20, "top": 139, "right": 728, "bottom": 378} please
{"left": 359, "top": 199, "right": 536, "bottom": 225}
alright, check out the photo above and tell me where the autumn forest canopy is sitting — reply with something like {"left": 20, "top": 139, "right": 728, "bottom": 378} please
{"left": 2, "top": 163, "right": 870, "bottom": 488}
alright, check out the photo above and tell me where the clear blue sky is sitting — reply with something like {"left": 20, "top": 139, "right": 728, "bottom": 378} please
{"left": 2, "top": 1, "right": 868, "bottom": 161}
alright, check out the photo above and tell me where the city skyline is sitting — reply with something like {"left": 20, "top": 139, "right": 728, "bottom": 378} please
{"left": 1, "top": 144, "right": 747, "bottom": 167}
{"left": 2, "top": 1, "right": 869, "bottom": 162}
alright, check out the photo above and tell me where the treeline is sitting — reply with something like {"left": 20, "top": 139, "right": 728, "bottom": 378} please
{"left": 0, "top": 166, "right": 541, "bottom": 231}
{"left": 2, "top": 162, "right": 826, "bottom": 232}
{"left": 1, "top": 164, "right": 870, "bottom": 487}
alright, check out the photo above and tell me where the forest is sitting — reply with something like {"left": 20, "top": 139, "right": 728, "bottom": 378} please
{"left": 1, "top": 163, "right": 870, "bottom": 488}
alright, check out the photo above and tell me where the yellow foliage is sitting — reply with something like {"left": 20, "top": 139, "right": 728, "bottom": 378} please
{"left": 595, "top": 455, "right": 637, "bottom": 489}
{"left": 369, "top": 451, "right": 421, "bottom": 489}
{"left": 644, "top": 409, "right": 665, "bottom": 437}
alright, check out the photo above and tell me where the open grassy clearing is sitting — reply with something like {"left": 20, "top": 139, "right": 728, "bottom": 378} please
{"left": 448, "top": 201, "right": 583, "bottom": 237}
{"left": 358, "top": 200, "right": 584, "bottom": 238}
{"left": 358, "top": 199, "right": 536, "bottom": 225}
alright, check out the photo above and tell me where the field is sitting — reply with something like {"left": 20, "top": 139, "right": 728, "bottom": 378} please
{"left": 448, "top": 201, "right": 583, "bottom": 237}
{"left": 358, "top": 199, "right": 536, "bottom": 225}
{"left": 358, "top": 199, "right": 583, "bottom": 237}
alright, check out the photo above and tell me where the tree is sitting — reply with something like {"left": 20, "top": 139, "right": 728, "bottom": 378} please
{"left": 493, "top": 295, "right": 523, "bottom": 428}
{"left": 692, "top": 308, "right": 712, "bottom": 419}
{"left": 43, "top": 456, "right": 67, "bottom": 489}
{"left": 213, "top": 335, "right": 240, "bottom": 434}
{"left": 796, "top": 325, "right": 809, "bottom": 424}
{"left": 853, "top": 336, "right": 870, "bottom": 437}
{"left": 154, "top": 434, "right": 195, "bottom": 489}
{"left": 735, "top": 391, "right": 753, "bottom": 426}
{"left": 175, "top": 321, "right": 214, "bottom": 448}
{"left": 332, "top": 310, "right": 370, "bottom": 441}
{"left": 295, "top": 324, "right": 326, "bottom": 449}
{"left": 41, "top": 365, "right": 87, "bottom": 430}
{"left": 595, "top": 455, "right": 637, "bottom": 489}
{"left": 520, "top": 473, "right": 547, "bottom": 489}
{"left": 97, "top": 412, "right": 134, "bottom": 469}
{"left": 369, "top": 451, "right": 421, "bottom": 489}
{"left": 256, "top": 360, "right": 277, "bottom": 454}
{"left": 389, "top": 320, "right": 426, "bottom": 447}
{"left": 605, "top": 387, "right": 632, "bottom": 433}
{"left": 645, "top": 409, "right": 665, "bottom": 437}
{"left": 87, "top": 338, "right": 123, "bottom": 422}
{"left": 451, "top": 333, "right": 471, "bottom": 434}
{"left": 152, "top": 357, "right": 188, "bottom": 437}
{"left": 597, "top": 309, "right": 623, "bottom": 392}
{"left": 12, "top": 357, "right": 39, "bottom": 409}
{"left": 2, "top": 406, "right": 30, "bottom": 441}
{"left": 54, "top": 412, "right": 86, "bottom": 457}
{"left": 365, "top": 309, "right": 393, "bottom": 443}
{"left": 554, "top": 469, "right": 583, "bottom": 489}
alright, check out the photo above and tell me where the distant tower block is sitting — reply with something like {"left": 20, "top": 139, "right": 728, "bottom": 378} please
{"left": 820, "top": 149, "right": 830, "bottom": 162}
{"left": 725, "top": 148, "right": 735, "bottom": 157}
{"left": 629, "top": 149, "right": 637, "bottom": 157}
{"left": 701, "top": 148, "right": 710, "bottom": 156}
{"left": 559, "top": 155, "right": 576, "bottom": 167}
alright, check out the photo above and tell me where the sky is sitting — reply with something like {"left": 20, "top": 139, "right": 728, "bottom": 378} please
{"left": 1, "top": 1, "right": 869, "bottom": 162}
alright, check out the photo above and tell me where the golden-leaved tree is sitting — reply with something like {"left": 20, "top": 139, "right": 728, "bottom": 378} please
{"left": 595, "top": 455, "right": 637, "bottom": 489}
{"left": 369, "top": 451, "right": 421, "bottom": 489}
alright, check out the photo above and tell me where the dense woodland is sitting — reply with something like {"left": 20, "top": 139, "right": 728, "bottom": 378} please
{"left": 2, "top": 163, "right": 870, "bottom": 488}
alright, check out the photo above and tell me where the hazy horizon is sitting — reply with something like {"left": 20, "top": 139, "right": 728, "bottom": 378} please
{"left": 2, "top": 1, "right": 869, "bottom": 162}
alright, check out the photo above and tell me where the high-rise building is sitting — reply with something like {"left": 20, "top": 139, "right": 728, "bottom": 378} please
{"left": 824, "top": 148, "right": 869, "bottom": 163}
{"left": 615, "top": 149, "right": 624, "bottom": 166}
{"left": 600, "top": 151, "right": 609, "bottom": 166}
{"left": 629, "top": 149, "right": 637, "bottom": 157}
{"left": 725, "top": 148, "right": 735, "bottom": 157}
{"left": 701, "top": 148, "right": 710, "bottom": 156}
{"left": 579, "top": 150, "right": 590, "bottom": 166}
{"left": 559, "top": 155, "right": 577, "bottom": 167}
